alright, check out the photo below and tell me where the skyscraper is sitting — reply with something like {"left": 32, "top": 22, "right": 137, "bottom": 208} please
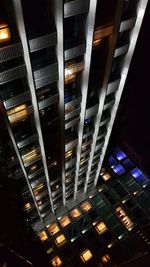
{"left": 0, "top": 0, "right": 149, "bottom": 266}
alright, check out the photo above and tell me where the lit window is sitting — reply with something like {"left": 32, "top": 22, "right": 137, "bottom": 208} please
{"left": 93, "top": 38, "right": 103, "bottom": 48}
{"left": 24, "top": 202, "right": 31, "bottom": 210}
{"left": 130, "top": 168, "right": 148, "bottom": 184}
{"left": 65, "top": 150, "right": 73, "bottom": 159}
{"left": 22, "top": 147, "right": 37, "bottom": 164}
{"left": 0, "top": 22, "right": 11, "bottom": 43}
{"left": 80, "top": 249, "right": 93, "bottom": 263}
{"left": 51, "top": 256, "right": 62, "bottom": 267}
{"left": 30, "top": 165, "right": 37, "bottom": 171}
{"left": 111, "top": 163, "right": 125, "bottom": 175}
{"left": 95, "top": 222, "right": 107, "bottom": 235}
{"left": 114, "top": 148, "right": 127, "bottom": 161}
{"left": 55, "top": 234, "right": 66, "bottom": 247}
{"left": 46, "top": 247, "right": 53, "bottom": 254}
{"left": 48, "top": 223, "right": 60, "bottom": 236}
{"left": 7, "top": 104, "right": 28, "bottom": 125}
{"left": 80, "top": 201, "right": 92, "bottom": 212}
{"left": 102, "top": 254, "right": 110, "bottom": 263}
{"left": 116, "top": 207, "right": 134, "bottom": 230}
{"left": 102, "top": 173, "right": 111, "bottom": 181}
{"left": 60, "top": 215, "right": 71, "bottom": 228}
{"left": 33, "top": 183, "right": 44, "bottom": 195}
{"left": 70, "top": 208, "right": 81, "bottom": 218}
{"left": 38, "top": 231, "right": 48, "bottom": 241}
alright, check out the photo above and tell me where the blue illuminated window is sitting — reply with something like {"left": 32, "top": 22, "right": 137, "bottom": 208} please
{"left": 113, "top": 147, "right": 127, "bottom": 161}
{"left": 108, "top": 155, "right": 118, "bottom": 167}
{"left": 111, "top": 164, "right": 125, "bottom": 175}
{"left": 130, "top": 168, "right": 149, "bottom": 185}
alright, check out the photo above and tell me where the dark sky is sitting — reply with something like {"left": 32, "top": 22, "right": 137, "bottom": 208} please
{"left": 109, "top": 2, "right": 150, "bottom": 175}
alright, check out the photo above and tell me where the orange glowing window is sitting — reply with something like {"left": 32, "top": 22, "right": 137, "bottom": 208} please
{"left": 48, "top": 223, "right": 60, "bottom": 236}
{"left": 55, "top": 234, "right": 66, "bottom": 247}
{"left": 80, "top": 249, "right": 93, "bottom": 263}
{"left": 38, "top": 231, "right": 48, "bottom": 241}
{"left": 95, "top": 222, "right": 107, "bottom": 235}
{"left": 102, "top": 254, "right": 110, "bottom": 263}
{"left": 51, "top": 256, "right": 62, "bottom": 267}
{"left": 70, "top": 208, "right": 81, "bottom": 218}
{"left": 33, "top": 183, "right": 44, "bottom": 195}
{"left": 116, "top": 207, "right": 134, "bottom": 230}
{"left": 22, "top": 147, "right": 37, "bottom": 164}
{"left": 80, "top": 201, "right": 92, "bottom": 212}
{"left": 7, "top": 104, "right": 28, "bottom": 125}
{"left": 102, "top": 173, "right": 111, "bottom": 181}
{"left": 24, "top": 202, "right": 31, "bottom": 210}
{"left": 0, "top": 22, "right": 11, "bottom": 43}
{"left": 65, "top": 150, "right": 73, "bottom": 159}
{"left": 60, "top": 215, "right": 71, "bottom": 228}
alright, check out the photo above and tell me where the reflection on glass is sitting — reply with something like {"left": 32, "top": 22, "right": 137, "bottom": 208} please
{"left": 70, "top": 208, "right": 81, "bottom": 218}
{"left": 7, "top": 104, "right": 28, "bottom": 125}
{"left": 38, "top": 231, "right": 48, "bottom": 241}
{"left": 48, "top": 223, "right": 60, "bottom": 236}
{"left": 60, "top": 215, "right": 71, "bottom": 228}
{"left": 51, "top": 256, "right": 62, "bottom": 267}
{"left": 80, "top": 201, "right": 92, "bottom": 212}
{"left": 0, "top": 22, "right": 11, "bottom": 43}
{"left": 116, "top": 207, "right": 134, "bottom": 230}
{"left": 80, "top": 249, "right": 93, "bottom": 263}
{"left": 55, "top": 234, "right": 66, "bottom": 247}
{"left": 95, "top": 222, "right": 107, "bottom": 235}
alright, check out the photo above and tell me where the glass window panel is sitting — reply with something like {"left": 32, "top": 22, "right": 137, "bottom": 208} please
{"left": 48, "top": 223, "right": 60, "bottom": 236}
{"left": 95, "top": 222, "right": 107, "bottom": 235}
{"left": 38, "top": 231, "right": 48, "bottom": 241}
{"left": 102, "top": 254, "right": 110, "bottom": 263}
{"left": 80, "top": 201, "right": 92, "bottom": 212}
{"left": 70, "top": 208, "right": 81, "bottom": 218}
{"left": 55, "top": 234, "right": 66, "bottom": 247}
{"left": 116, "top": 207, "right": 134, "bottom": 230}
{"left": 59, "top": 215, "right": 71, "bottom": 228}
{"left": 80, "top": 249, "right": 93, "bottom": 263}
{"left": 102, "top": 173, "right": 111, "bottom": 181}
{"left": 51, "top": 256, "right": 62, "bottom": 267}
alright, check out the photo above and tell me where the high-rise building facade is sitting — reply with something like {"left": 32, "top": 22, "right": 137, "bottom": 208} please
{"left": 0, "top": 0, "right": 149, "bottom": 266}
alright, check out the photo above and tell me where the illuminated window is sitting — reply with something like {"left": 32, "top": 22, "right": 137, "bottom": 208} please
{"left": 48, "top": 223, "right": 60, "bottom": 236}
{"left": 80, "top": 249, "right": 93, "bottom": 263}
{"left": 30, "top": 165, "right": 37, "bottom": 171}
{"left": 38, "top": 231, "right": 48, "bottom": 241}
{"left": 0, "top": 22, "right": 11, "bottom": 43}
{"left": 24, "top": 202, "right": 31, "bottom": 210}
{"left": 46, "top": 247, "right": 53, "bottom": 255}
{"left": 80, "top": 201, "right": 92, "bottom": 212}
{"left": 7, "top": 104, "right": 28, "bottom": 125}
{"left": 65, "top": 150, "right": 73, "bottom": 159}
{"left": 70, "top": 208, "right": 81, "bottom": 218}
{"left": 55, "top": 234, "right": 66, "bottom": 247}
{"left": 95, "top": 222, "right": 107, "bottom": 235}
{"left": 22, "top": 147, "right": 37, "bottom": 164}
{"left": 102, "top": 254, "right": 110, "bottom": 263}
{"left": 60, "top": 215, "right": 71, "bottom": 228}
{"left": 102, "top": 173, "right": 111, "bottom": 181}
{"left": 116, "top": 207, "right": 134, "bottom": 230}
{"left": 33, "top": 183, "right": 44, "bottom": 196}
{"left": 93, "top": 38, "right": 103, "bottom": 48}
{"left": 51, "top": 256, "right": 62, "bottom": 267}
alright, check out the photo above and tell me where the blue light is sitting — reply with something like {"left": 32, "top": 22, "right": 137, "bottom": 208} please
{"left": 130, "top": 168, "right": 149, "bottom": 184}
{"left": 111, "top": 164, "right": 125, "bottom": 175}
{"left": 113, "top": 147, "right": 127, "bottom": 161}
{"left": 108, "top": 155, "right": 118, "bottom": 166}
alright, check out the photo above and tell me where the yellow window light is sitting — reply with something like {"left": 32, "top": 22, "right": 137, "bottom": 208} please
{"left": 60, "top": 215, "right": 71, "bottom": 228}
{"left": 22, "top": 147, "right": 37, "bottom": 164}
{"left": 55, "top": 234, "right": 66, "bottom": 247}
{"left": 116, "top": 207, "right": 134, "bottom": 230}
{"left": 38, "top": 231, "right": 48, "bottom": 242}
{"left": 95, "top": 222, "right": 107, "bottom": 235}
{"left": 70, "top": 208, "right": 81, "bottom": 218}
{"left": 33, "top": 183, "right": 44, "bottom": 196}
{"left": 102, "top": 173, "right": 111, "bottom": 181}
{"left": 0, "top": 22, "right": 11, "bottom": 43}
{"left": 7, "top": 104, "right": 28, "bottom": 125}
{"left": 102, "top": 254, "right": 110, "bottom": 263}
{"left": 48, "top": 223, "right": 60, "bottom": 236}
{"left": 80, "top": 249, "right": 93, "bottom": 263}
{"left": 80, "top": 201, "right": 92, "bottom": 212}
{"left": 65, "top": 150, "right": 73, "bottom": 159}
{"left": 51, "top": 256, "right": 62, "bottom": 267}
{"left": 24, "top": 202, "right": 31, "bottom": 210}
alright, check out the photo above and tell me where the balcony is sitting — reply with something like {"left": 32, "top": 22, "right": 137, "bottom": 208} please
{"left": 65, "top": 105, "right": 80, "bottom": 121}
{"left": 107, "top": 79, "right": 120, "bottom": 95}
{"left": 85, "top": 104, "right": 98, "bottom": 119}
{"left": 114, "top": 44, "right": 129, "bottom": 58}
{"left": 3, "top": 91, "right": 31, "bottom": 110}
{"left": 65, "top": 60, "right": 84, "bottom": 84}
{"left": 65, "top": 44, "right": 86, "bottom": 61}
{"left": 0, "top": 43, "right": 23, "bottom": 63}
{"left": 93, "top": 25, "right": 113, "bottom": 49}
{"left": 29, "top": 32, "right": 57, "bottom": 52}
{"left": 21, "top": 146, "right": 41, "bottom": 167}
{"left": 0, "top": 64, "right": 26, "bottom": 85}
{"left": 7, "top": 103, "right": 32, "bottom": 125}
{"left": 119, "top": 18, "right": 136, "bottom": 32}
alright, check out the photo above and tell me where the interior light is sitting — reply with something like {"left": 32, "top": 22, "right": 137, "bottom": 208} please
{"left": 51, "top": 256, "right": 62, "bottom": 267}
{"left": 80, "top": 249, "right": 93, "bottom": 263}
{"left": 0, "top": 23, "right": 11, "bottom": 43}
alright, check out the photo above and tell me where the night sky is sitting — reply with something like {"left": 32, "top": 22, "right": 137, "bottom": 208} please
{"left": 109, "top": 2, "right": 150, "bottom": 176}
